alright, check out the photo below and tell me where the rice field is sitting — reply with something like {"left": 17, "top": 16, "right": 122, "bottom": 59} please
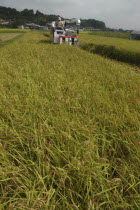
{"left": 0, "top": 29, "right": 29, "bottom": 47}
{"left": 0, "top": 31, "right": 140, "bottom": 209}
{"left": 80, "top": 32, "right": 140, "bottom": 53}
{"left": 0, "top": 29, "right": 29, "bottom": 33}
{"left": 82, "top": 31, "right": 130, "bottom": 39}
{"left": 0, "top": 33, "right": 20, "bottom": 41}
{"left": 79, "top": 32, "right": 140, "bottom": 66}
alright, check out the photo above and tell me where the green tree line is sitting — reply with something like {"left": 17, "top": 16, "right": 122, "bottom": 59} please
{"left": 0, "top": 6, "right": 106, "bottom": 28}
{"left": 81, "top": 19, "right": 106, "bottom": 29}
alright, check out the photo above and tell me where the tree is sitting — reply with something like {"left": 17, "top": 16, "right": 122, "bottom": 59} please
{"left": 0, "top": 6, "right": 106, "bottom": 29}
{"left": 21, "top": 9, "right": 34, "bottom": 17}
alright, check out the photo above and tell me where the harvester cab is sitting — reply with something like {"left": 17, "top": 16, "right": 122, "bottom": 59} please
{"left": 51, "top": 18, "right": 81, "bottom": 46}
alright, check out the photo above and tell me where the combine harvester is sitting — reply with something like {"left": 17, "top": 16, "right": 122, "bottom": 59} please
{"left": 51, "top": 18, "right": 81, "bottom": 46}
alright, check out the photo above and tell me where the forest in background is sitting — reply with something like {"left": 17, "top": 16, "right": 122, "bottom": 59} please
{"left": 0, "top": 6, "right": 106, "bottom": 28}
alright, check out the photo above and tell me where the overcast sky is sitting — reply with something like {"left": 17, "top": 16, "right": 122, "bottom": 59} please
{"left": 0, "top": 0, "right": 140, "bottom": 30}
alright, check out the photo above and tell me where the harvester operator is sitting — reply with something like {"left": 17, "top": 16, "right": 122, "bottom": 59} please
{"left": 55, "top": 17, "right": 65, "bottom": 29}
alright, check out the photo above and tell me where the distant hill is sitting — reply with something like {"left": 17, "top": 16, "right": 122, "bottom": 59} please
{"left": 0, "top": 6, "right": 106, "bottom": 29}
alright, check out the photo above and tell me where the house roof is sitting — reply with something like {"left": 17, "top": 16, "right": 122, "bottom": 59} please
{"left": 0, "top": 19, "right": 6, "bottom": 22}
{"left": 131, "top": 31, "right": 140, "bottom": 35}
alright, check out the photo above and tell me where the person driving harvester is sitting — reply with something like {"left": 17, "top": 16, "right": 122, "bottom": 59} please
{"left": 55, "top": 16, "right": 65, "bottom": 30}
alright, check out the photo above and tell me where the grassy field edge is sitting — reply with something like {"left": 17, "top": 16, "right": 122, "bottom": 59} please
{"left": 80, "top": 43, "right": 140, "bottom": 66}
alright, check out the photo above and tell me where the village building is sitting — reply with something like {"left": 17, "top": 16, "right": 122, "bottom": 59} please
{"left": 38, "top": 26, "right": 48, "bottom": 31}
{"left": 18, "top": 25, "right": 24, "bottom": 29}
{"left": 0, "top": 19, "right": 9, "bottom": 24}
{"left": 25, "top": 23, "right": 40, "bottom": 29}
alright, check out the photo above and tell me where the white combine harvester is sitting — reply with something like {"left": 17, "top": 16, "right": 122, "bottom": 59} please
{"left": 51, "top": 18, "right": 81, "bottom": 46}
